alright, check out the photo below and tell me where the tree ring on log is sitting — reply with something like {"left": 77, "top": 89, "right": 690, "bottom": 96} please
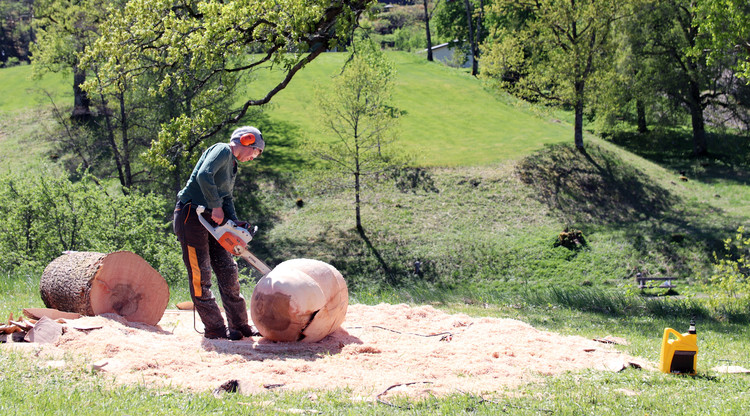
{"left": 41, "top": 251, "right": 169, "bottom": 326}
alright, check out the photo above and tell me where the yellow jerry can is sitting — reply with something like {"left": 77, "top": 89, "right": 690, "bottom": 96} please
{"left": 659, "top": 320, "right": 698, "bottom": 375}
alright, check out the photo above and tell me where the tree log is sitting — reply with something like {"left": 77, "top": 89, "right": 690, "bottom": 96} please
{"left": 251, "top": 258, "right": 348, "bottom": 343}
{"left": 40, "top": 251, "right": 169, "bottom": 326}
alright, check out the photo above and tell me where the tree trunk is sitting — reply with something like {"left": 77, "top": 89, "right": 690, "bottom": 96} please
{"left": 40, "top": 251, "right": 169, "bottom": 326}
{"left": 475, "top": 0, "right": 484, "bottom": 72}
{"left": 355, "top": 165, "right": 362, "bottom": 233}
{"left": 99, "top": 93, "right": 127, "bottom": 188}
{"left": 688, "top": 81, "right": 707, "bottom": 156}
{"left": 574, "top": 81, "right": 585, "bottom": 150}
{"left": 71, "top": 66, "right": 92, "bottom": 122}
{"left": 462, "top": 0, "right": 478, "bottom": 76}
{"left": 636, "top": 99, "right": 648, "bottom": 133}
{"left": 118, "top": 92, "right": 133, "bottom": 190}
{"left": 423, "top": 0, "right": 433, "bottom": 61}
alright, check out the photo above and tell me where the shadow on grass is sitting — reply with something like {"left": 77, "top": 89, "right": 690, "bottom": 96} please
{"left": 520, "top": 286, "right": 750, "bottom": 325}
{"left": 605, "top": 129, "right": 750, "bottom": 187}
{"left": 515, "top": 142, "right": 746, "bottom": 277}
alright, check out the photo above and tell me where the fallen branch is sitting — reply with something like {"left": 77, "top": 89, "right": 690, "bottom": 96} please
{"left": 371, "top": 325, "right": 453, "bottom": 339}
{"left": 376, "top": 381, "right": 433, "bottom": 409}
{"left": 457, "top": 389, "right": 554, "bottom": 413}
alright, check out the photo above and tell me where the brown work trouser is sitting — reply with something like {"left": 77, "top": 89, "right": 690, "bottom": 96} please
{"left": 173, "top": 201, "right": 249, "bottom": 334}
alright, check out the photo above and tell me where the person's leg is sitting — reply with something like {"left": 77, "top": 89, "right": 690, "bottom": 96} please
{"left": 208, "top": 237, "right": 253, "bottom": 336}
{"left": 174, "top": 202, "right": 228, "bottom": 337}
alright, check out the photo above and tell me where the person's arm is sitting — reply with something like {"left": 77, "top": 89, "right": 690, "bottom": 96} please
{"left": 196, "top": 145, "right": 232, "bottom": 222}
{"left": 223, "top": 195, "right": 238, "bottom": 223}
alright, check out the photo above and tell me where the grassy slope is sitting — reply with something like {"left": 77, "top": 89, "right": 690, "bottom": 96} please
{"left": 0, "top": 65, "right": 70, "bottom": 172}
{"left": 246, "top": 52, "right": 571, "bottom": 166}
{"left": 0, "top": 64, "right": 71, "bottom": 111}
{"left": 1, "top": 53, "right": 570, "bottom": 168}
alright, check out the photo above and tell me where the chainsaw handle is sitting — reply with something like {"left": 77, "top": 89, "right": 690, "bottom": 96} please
{"left": 195, "top": 206, "right": 218, "bottom": 239}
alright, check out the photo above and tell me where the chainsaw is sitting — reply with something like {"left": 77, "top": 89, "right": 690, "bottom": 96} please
{"left": 195, "top": 205, "right": 272, "bottom": 275}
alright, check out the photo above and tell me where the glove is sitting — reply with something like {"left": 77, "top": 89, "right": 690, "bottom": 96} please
{"left": 235, "top": 220, "right": 250, "bottom": 229}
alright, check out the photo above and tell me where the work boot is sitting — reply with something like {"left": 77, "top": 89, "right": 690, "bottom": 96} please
{"left": 204, "top": 327, "right": 243, "bottom": 341}
{"left": 234, "top": 323, "right": 260, "bottom": 338}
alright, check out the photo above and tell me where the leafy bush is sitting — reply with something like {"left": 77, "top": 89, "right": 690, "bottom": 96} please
{"left": 711, "top": 226, "right": 750, "bottom": 299}
{"left": 0, "top": 171, "right": 183, "bottom": 284}
{"left": 392, "top": 26, "right": 427, "bottom": 52}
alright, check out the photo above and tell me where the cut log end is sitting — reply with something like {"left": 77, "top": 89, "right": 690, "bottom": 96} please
{"left": 41, "top": 251, "right": 169, "bottom": 326}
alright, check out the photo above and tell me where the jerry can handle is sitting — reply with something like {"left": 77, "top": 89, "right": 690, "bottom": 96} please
{"left": 663, "top": 327, "right": 681, "bottom": 343}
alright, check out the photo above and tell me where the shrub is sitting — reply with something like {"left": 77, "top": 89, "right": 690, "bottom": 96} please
{"left": 0, "top": 171, "right": 183, "bottom": 284}
{"left": 710, "top": 226, "right": 750, "bottom": 300}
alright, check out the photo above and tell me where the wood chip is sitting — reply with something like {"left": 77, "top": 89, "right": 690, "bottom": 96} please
{"left": 0, "top": 324, "right": 21, "bottom": 334}
{"left": 593, "top": 336, "right": 629, "bottom": 345}
{"left": 213, "top": 379, "right": 240, "bottom": 397}
{"left": 23, "top": 308, "right": 81, "bottom": 321}
{"left": 605, "top": 359, "right": 628, "bottom": 372}
{"left": 24, "top": 316, "right": 63, "bottom": 344}
{"left": 91, "top": 359, "right": 109, "bottom": 371}
{"left": 8, "top": 320, "right": 34, "bottom": 331}
{"left": 72, "top": 323, "right": 104, "bottom": 331}
{"left": 712, "top": 365, "right": 750, "bottom": 374}
{"left": 176, "top": 301, "right": 195, "bottom": 310}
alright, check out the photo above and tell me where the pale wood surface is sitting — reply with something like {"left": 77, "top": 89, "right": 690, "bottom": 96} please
{"left": 40, "top": 251, "right": 169, "bottom": 325}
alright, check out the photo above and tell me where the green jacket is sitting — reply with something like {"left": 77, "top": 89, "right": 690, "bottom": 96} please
{"left": 178, "top": 143, "right": 239, "bottom": 221}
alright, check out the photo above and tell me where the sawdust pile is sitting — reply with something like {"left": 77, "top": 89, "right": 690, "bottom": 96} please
{"left": 12, "top": 303, "right": 649, "bottom": 397}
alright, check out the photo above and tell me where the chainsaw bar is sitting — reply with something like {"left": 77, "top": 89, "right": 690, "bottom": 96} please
{"left": 195, "top": 205, "right": 272, "bottom": 275}
{"left": 239, "top": 251, "right": 272, "bottom": 275}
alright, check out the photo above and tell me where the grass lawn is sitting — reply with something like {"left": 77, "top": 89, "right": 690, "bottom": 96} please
{"left": 0, "top": 108, "right": 59, "bottom": 172}
{"left": 246, "top": 51, "right": 572, "bottom": 166}
{"left": 0, "top": 64, "right": 71, "bottom": 111}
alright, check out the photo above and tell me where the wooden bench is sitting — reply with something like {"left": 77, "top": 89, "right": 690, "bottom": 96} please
{"left": 636, "top": 274, "right": 678, "bottom": 289}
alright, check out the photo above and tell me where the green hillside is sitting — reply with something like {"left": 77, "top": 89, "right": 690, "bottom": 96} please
{"left": 0, "top": 52, "right": 571, "bottom": 168}
{"left": 0, "top": 64, "right": 71, "bottom": 110}
{"left": 248, "top": 51, "right": 571, "bottom": 166}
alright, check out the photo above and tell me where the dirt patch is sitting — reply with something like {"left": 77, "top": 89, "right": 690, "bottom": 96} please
{"left": 10, "top": 303, "right": 650, "bottom": 397}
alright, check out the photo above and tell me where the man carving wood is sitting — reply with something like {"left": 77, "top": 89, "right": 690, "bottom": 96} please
{"left": 172, "top": 126, "right": 264, "bottom": 340}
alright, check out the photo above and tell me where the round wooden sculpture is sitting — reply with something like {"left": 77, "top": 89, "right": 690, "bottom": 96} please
{"left": 40, "top": 251, "right": 169, "bottom": 326}
{"left": 250, "top": 258, "right": 348, "bottom": 342}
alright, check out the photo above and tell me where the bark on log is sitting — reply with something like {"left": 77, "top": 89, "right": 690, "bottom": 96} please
{"left": 40, "top": 251, "right": 169, "bottom": 326}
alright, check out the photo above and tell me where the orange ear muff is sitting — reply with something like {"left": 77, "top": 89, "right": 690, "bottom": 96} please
{"left": 240, "top": 133, "right": 256, "bottom": 146}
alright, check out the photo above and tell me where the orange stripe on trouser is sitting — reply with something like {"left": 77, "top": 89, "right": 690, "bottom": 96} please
{"left": 188, "top": 245, "right": 202, "bottom": 297}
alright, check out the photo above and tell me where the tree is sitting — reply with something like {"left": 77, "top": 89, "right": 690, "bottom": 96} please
{"left": 0, "top": 0, "right": 33, "bottom": 66}
{"left": 481, "top": 0, "right": 634, "bottom": 150}
{"left": 588, "top": 7, "right": 662, "bottom": 135}
{"left": 314, "top": 41, "right": 399, "bottom": 233}
{"left": 633, "top": 0, "right": 737, "bottom": 156}
{"left": 32, "top": 0, "right": 109, "bottom": 121}
{"left": 81, "top": 0, "right": 371, "bottom": 177}
{"left": 421, "top": 0, "right": 442, "bottom": 61}
{"left": 694, "top": 0, "right": 750, "bottom": 81}
{"left": 433, "top": 0, "right": 484, "bottom": 75}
